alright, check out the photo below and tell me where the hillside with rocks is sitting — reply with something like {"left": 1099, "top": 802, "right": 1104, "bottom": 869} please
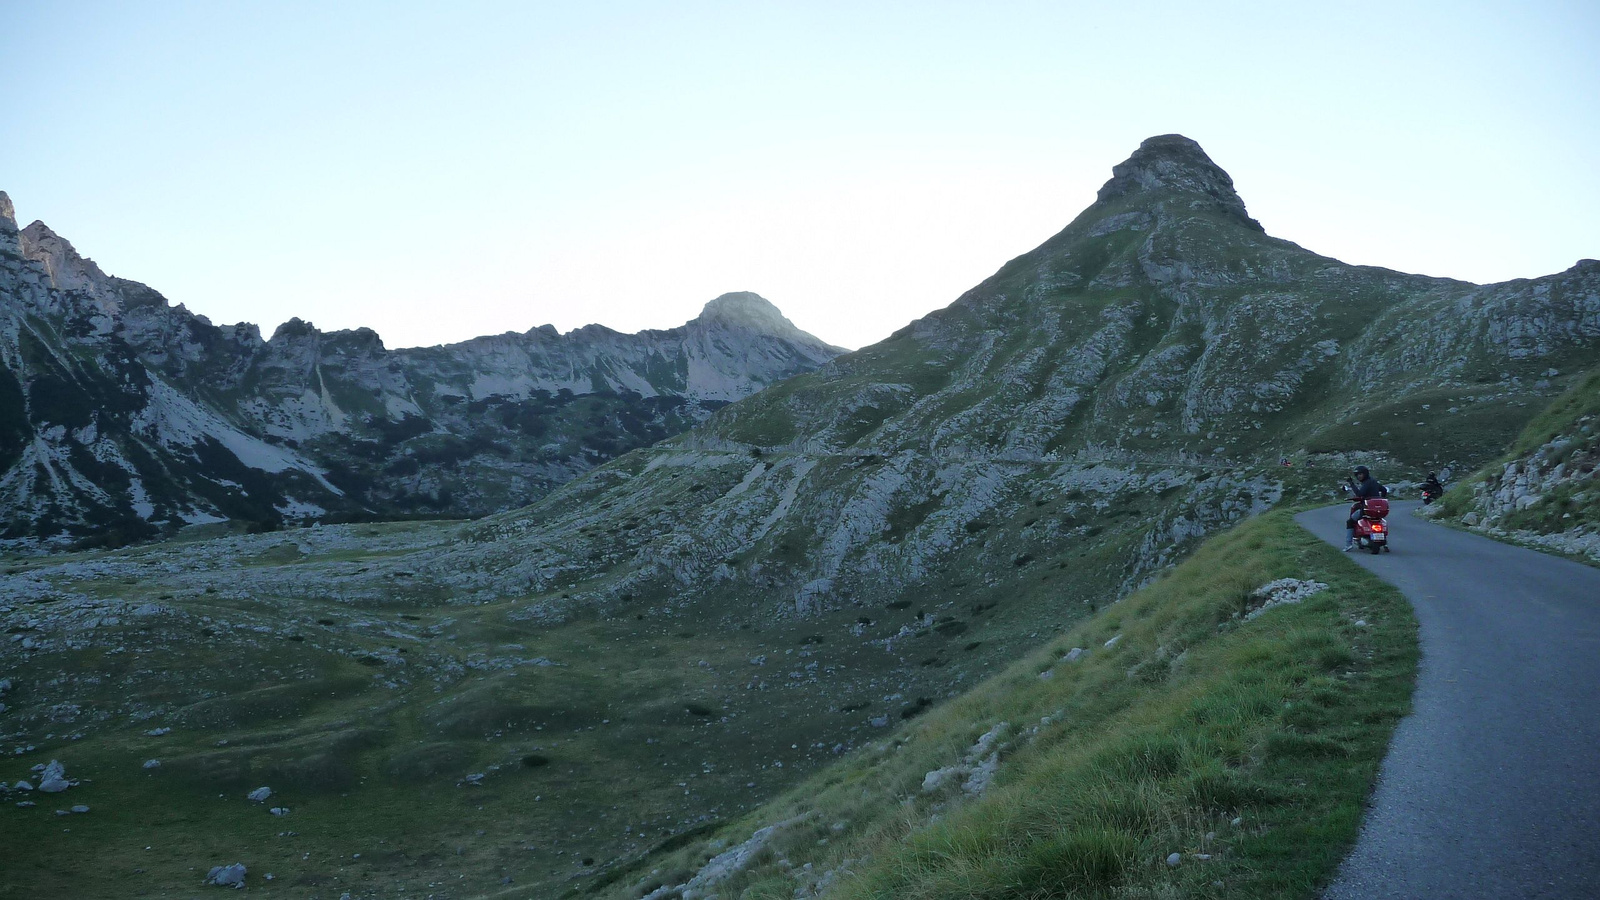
{"left": 435, "top": 134, "right": 1597, "bottom": 633}
{"left": 0, "top": 135, "right": 1595, "bottom": 898}
{"left": 1433, "top": 367, "right": 1600, "bottom": 561}
{"left": 0, "top": 193, "right": 843, "bottom": 545}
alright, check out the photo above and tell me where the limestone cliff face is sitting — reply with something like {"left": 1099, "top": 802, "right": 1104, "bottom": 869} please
{"left": 0, "top": 192, "right": 843, "bottom": 543}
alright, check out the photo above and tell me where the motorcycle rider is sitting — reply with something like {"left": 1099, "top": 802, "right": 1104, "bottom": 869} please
{"left": 1345, "top": 465, "right": 1387, "bottom": 551}
{"left": 1422, "top": 471, "right": 1444, "bottom": 502}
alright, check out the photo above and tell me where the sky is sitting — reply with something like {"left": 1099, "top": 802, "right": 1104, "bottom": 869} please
{"left": 2, "top": 1, "right": 1597, "bottom": 351}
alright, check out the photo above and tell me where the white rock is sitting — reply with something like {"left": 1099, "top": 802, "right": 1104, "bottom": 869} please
{"left": 37, "top": 760, "right": 68, "bottom": 793}
{"left": 1063, "top": 647, "right": 1086, "bottom": 662}
{"left": 1166, "top": 852, "right": 1181, "bottom": 866}
{"left": 246, "top": 786, "right": 272, "bottom": 802}
{"left": 1246, "top": 579, "right": 1328, "bottom": 621}
{"left": 921, "top": 767, "right": 962, "bottom": 793}
{"left": 1103, "top": 634, "right": 1123, "bottom": 649}
{"left": 962, "top": 753, "right": 1000, "bottom": 794}
{"left": 143, "top": 759, "right": 161, "bottom": 769}
{"left": 205, "top": 863, "right": 246, "bottom": 887}
{"left": 71, "top": 804, "right": 89, "bottom": 813}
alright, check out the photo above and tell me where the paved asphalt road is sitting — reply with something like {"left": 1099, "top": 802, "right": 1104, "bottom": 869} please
{"left": 1297, "top": 502, "right": 1600, "bottom": 899}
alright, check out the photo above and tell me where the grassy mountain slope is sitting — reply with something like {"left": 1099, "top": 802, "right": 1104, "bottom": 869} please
{"left": 1434, "top": 366, "right": 1600, "bottom": 562}
{"left": 413, "top": 134, "right": 1594, "bottom": 661}
{"left": 592, "top": 512, "right": 1416, "bottom": 900}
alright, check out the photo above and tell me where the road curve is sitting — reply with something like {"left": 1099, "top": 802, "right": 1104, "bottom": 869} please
{"left": 1297, "top": 502, "right": 1600, "bottom": 899}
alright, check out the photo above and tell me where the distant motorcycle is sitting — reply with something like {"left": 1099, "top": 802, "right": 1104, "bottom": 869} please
{"left": 1349, "top": 497, "right": 1392, "bottom": 555}
{"left": 1421, "top": 485, "right": 1442, "bottom": 505}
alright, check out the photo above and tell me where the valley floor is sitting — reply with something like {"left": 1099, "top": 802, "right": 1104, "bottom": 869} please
{"left": 0, "top": 503, "right": 1426, "bottom": 899}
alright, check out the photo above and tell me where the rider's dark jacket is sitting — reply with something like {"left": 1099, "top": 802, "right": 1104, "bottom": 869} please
{"left": 1350, "top": 477, "right": 1386, "bottom": 500}
{"left": 1348, "top": 478, "right": 1387, "bottom": 522}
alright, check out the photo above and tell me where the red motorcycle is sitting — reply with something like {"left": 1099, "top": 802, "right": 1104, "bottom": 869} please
{"left": 1350, "top": 497, "right": 1391, "bottom": 555}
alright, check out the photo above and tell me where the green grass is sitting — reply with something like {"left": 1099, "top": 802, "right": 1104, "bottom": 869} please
{"left": 0, "top": 492, "right": 1152, "bottom": 900}
{"left": 1298, "top": 387, "right": 1542, "bottom": 472}
{"left": 1501, "top": 368, "right": 1600, "bottom": 459}
{"left": 1439, "top": 369, "right": 1600, "bottom": 522}
{"left": 594, "top": 511, "right": 1418, "bottom": 899}
{"left": 1431, "top": 367, "right": 1600, "bottom": 564}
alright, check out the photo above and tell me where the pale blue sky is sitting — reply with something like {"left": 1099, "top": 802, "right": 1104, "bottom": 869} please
{"left": 2, "top": 1, "right": 1596, "bottom": 350}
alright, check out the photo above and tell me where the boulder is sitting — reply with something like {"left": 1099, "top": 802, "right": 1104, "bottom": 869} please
{"left": 205, "top": 863, "right": 246, "bottom": 888}
{"left": 37, "top": 760, "right": 69, "bottom": 793}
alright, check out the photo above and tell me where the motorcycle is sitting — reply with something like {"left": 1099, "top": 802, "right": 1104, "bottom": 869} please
{"left": 1349, "top": 497, "right": 1391, "bottom": 555}
{"left": 1421, "top": 485, "right": 1442, "bottom": 505}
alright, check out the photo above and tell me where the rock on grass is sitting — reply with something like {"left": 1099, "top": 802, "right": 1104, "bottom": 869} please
{"left": 37, "top": 760, "right": 68, "bottom": 793}
{"left": 205, "top": 863, "right": 246, "bottom": 887}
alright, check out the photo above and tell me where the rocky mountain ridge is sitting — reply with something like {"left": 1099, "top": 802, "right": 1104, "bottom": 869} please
{"left": 434, "top": 133, "right": 1596, "bottom": 631}
{"left": 0, "top": 198, "right": 843, "bottom": 544}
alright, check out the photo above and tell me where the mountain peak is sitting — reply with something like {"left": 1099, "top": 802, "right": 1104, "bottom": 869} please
{"left": 1096, "top": 134, "right": 1260, "bottom": 230}
{"left": 18, "top": 218, "right": 121, "bottom": 298}
{"left": 696, "top": 292, "right": 797, "bottom": 333}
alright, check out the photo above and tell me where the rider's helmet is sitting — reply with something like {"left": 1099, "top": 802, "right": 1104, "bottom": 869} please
{"left": 1353, "top": 465, "right": 1370, "bottom": 479}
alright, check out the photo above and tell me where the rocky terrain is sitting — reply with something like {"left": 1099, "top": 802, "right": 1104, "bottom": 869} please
{"left": 0, "top": 194, "right": 843, "bottom": 545}
{"left": 1433, "top": 367, "right": 1600, "bottom": 562}
{"left": 1, "top": 135, "right": 1595, "bottom": 898}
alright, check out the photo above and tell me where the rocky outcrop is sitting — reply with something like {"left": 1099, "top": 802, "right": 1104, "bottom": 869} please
{"left": 1095, "top": 134, "right": 1263, "bottom": 231}
{"left": 0, "top": 194, "right": 844, "bottom": 543}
